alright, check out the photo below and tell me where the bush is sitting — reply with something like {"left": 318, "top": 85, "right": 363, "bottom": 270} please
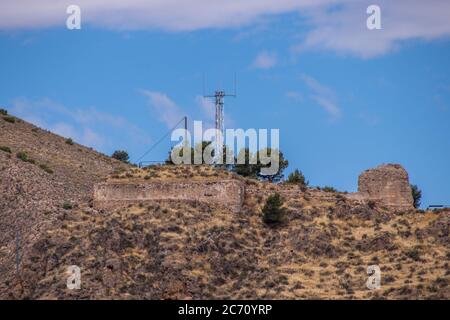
{"left": 16, "top": 151, "right": 35, "bottom": 164}
{"left": 405, "top": 248, "right": 421, "bottom": 261}
{"left": 322, "top": 186, "right": 337, "bottom": 193}
{"left": 2, "top": 115, "right": 15, "bottom": 123}
{"left": 62, "top": 202, "right": 73, "bottom": 210}
{"left": 65, "top": 138, "right": 74, "bottom": 145}
{"left": 0, "top": 108, "right": 7, "bottom": 115}
{"left": 286, "top": 169, "right": 309, "bottom": 189}
{"left": 0, "top": 146, "right": 11, "bottom": 153}
{"left": 262, "top": 193, "right": 285, "bottom": 225}
{"left": 411, "top": 184, "right": 422, "bottom": 209}
{"left": 112, "top": 150, "right": 130, "bottom": 163}
{"left": 39, "top": 164, "right": 54, "bottom": 174}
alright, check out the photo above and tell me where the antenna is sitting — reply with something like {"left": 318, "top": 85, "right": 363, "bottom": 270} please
{"left": 203, "top": 74, "right": 237, "bottom": 163}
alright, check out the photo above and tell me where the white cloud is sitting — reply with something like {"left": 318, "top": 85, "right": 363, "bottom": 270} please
{"left": 195, "top": 95, "right": 235, "bottom": 129}
{"left": 141, "top": 90, "right": 185, "bottom": 128}
{"left": 295, "top": 0, "right": 450, "bottom": 58}
{"left": 9, "top": 97, "right": 149, "bottom": 150}
{"left": 301, "top": 74, "right": 341, "bottom": 120}
{"left": 251, "top": 51, "right": 278, "bottom": 69}
{"left": 1, "top": 1, "right": 450, "bottom": 57}
{"left": 0, "top": 0, "right": 332, "bottom": 31}
{"left": 196, "top": 95, "right": 215, "bottom": 122}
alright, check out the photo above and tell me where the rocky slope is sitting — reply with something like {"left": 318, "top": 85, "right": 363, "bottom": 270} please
{"left": 0, "top": 113, "right": 448, "bottom": 300}
{"left": 0, "top": 113, "right": 129, "bottom": 295}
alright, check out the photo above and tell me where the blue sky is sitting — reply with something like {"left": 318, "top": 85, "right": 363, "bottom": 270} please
{"left": 1, "top": 0, "right": 449, "bottom": 207}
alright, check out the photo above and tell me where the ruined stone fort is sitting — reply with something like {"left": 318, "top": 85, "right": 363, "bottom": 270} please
{"left": 94, "top": 163, "right": 414, "bottom": 212}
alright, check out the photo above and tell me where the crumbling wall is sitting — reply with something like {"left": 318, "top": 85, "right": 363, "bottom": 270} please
{"left": 356, "top": 163, "right": 414, "bottom": 211}
{"left": 94, "top": 179, "right": 245, "bottom": 213}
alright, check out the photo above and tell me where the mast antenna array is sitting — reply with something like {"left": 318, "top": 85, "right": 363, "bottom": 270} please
{"left": 203, "top": 74, "right": 237, "bottom": 162}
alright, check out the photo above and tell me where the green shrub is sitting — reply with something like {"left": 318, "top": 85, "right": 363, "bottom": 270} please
{"left": 0, "top": 146, "right": 11, "bottom": 153}
{"left": 39, "top": 164, "right": 54, "bottom": 174}
{"left": 405, "top": 248, "right": 421, "bottom": 261}
{"left": 65, "top": 138, "right": 74, "bottom": 145}
{"left": 62, "top": 202, "right": 73, "bottom": 210}
{"left": 262, "top": 193, "right": 285, "bottom": 225}
{"left": 112, "top": 150, "right": 130, "bottom": 163}
{"left": 0, "top": 108, "right": 7, "bottom": 115}
{"left": 322, "top": 186, "right": 337, "bottom": 193}
{"left": 16, "top": 151, "right": 35, "bottom": 164}
{"left": 2, "top": 115, "right": 15, "bottom": 123}
{"left": 286, "top": 169, "right": 309, "bottom": 189}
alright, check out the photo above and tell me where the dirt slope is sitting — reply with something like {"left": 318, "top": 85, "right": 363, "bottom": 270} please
{"left": 0, "top": 113, "right": 129, "bottom": 295}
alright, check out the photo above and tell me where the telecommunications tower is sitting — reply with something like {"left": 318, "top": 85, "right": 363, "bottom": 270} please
{"left": 203, "top": 75, "right": 236, "bottom": 163}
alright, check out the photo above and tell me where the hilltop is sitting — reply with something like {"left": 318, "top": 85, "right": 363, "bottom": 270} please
{"left": 0, "top": 111, "right": 448, "bottom": 299}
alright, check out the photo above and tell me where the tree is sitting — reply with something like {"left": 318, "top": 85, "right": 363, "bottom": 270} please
{"left": 411, "top": 184, "right": 422, "bottom": 209}
{"left": 112, "top": 150, "right": 129, "bottom": 163}
{"left": 322, "top": 186, "right": 337, "bottom": 193}
{"left": 286, "top": 169, "right": 309, "bottom": 189}
{"left": 166, "top": 141, "right": 217, "bottom": 165}
{"left": 233, "top": 148, "right": 258, "bottom": 177}
{"left": 232, "top": 147, "right": 289, "bottom": 182}
{"left": 256, "top": 148, "right": 288, "bottom": 182}
{"left": 262, "top": 193, "right": 285, "bottom": 225}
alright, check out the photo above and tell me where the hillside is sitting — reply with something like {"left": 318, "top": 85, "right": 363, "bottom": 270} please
{"left": 0, "top": 112, "right": 129, "bottom": 296}
{"left": 0, "top": 112, "right": 449, "bottom": 300}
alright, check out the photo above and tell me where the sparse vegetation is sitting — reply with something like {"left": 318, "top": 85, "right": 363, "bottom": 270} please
{"left": 39, "top": 164, "right": 54, "bottom": 174}
{"left": 411, "top": 184, "right": 422, "bottom": 209}
{"left": 405, "top": 248, "right": 421, "bottom": 261}
{"left": 0, "top": 146, "right": 11, "bottom": 153}
{"left": 262, "top": 193, "right": 285, "bottom": 225}
{"left": 2, "top": 115, "right": 16, "bottom": 123}
{"left": 286, "top": 169, "right": 308, "bottom": 189}
{"left": 322, "top": 186, "right": 337, "bottom": 193}
{"left": 0, "top": 108, "right": 7, "bottom": 115}
{"left": 62, "top": 202, "right": 73, "bottom": 210}
{"left": 16, "top": 151, "right": 35, "bottom": 164}
{"left": 112, "top": 150, "right": 130, "bottom": 163}
{"left": 65, "top": 138, "right": 74, "bottom": 145}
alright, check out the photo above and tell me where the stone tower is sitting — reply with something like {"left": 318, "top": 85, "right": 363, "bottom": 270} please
{"left": 358, "top": 163, "right": 414, "bottom": 211}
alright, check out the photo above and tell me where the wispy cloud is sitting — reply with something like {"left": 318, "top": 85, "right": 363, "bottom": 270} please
{"left": 0, "top": 0, "right": 327, "bottom": 31}
{"left": 195, "top": 95, "right": 235, "bottom": 129}
{"left": 141, "top": 90, "right": 185, "bottom": 128}
{"left": 286, "top": 91, "right": 304, "bottom": 102}
{"left": 2, "top": 1, "right": 450, "bottom": 58}
{"left": 301, "top": 74, "right": 341, "bottom": 120}
{"left": 10, "top": 97, "right": 149, "bottom": 150}
{"left": 295, "top": 0, "right": 450, "bottom": 58}
{"left": 251, "top": 51, "right": 278, "bottom": 69}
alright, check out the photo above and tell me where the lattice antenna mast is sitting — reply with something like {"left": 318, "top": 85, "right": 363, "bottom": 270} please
{"left": 204, "top": 75, "right": 237, "bottom": 163}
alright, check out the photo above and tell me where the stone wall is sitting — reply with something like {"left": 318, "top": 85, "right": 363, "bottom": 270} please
{"left": 94, "top": 179, "right": 245, "bottom": 213}
{"left": 356, "top": 164, "right": 414, "bottom": 211}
